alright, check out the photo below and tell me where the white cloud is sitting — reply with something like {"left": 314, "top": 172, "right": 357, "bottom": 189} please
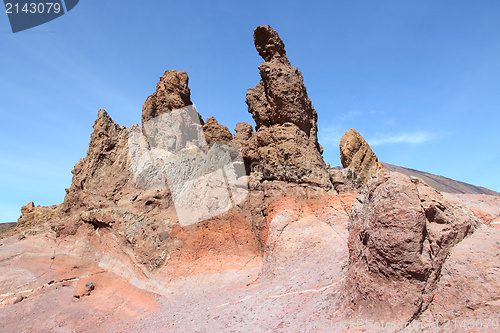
{"left": 318, "top": 125, "right": 344, "bottom": 145}
{"left": 336, "top": 110, "right": 363, "bottom": 120}
{"left": 368, "top": 131, "right": 434, "bottom": 146}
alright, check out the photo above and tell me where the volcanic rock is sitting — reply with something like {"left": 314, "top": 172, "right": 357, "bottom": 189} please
{"left": 202, "top": 116, "right": 233, "bottom": 145}
{"left": 242, "top": 25, "right": 330, "bottom": 187}
{"left": 343, "top": 169, "right": 478, "bottom": 322}
{"left": 17, "top": 201, "right": 62, "bottom": 231}
{"left": 417, "top": 227, "right": 500, "bottom": 324}
{"left": 141, "top": 70, "right": 193, "bottom": 126}
{"left": 233, "top": 122, "right": 254, "bottom": 142}
{"left": 247, "top": 25, "right": 318, "bottom": 141}
{"left": 63, "top": 110, "right": 134, "bottom": 214}
{"left": 85, "top": 281, "right": 95, "bottom": 292}
{"left": 339, "top": 128, "right": 383, "bottom": 188}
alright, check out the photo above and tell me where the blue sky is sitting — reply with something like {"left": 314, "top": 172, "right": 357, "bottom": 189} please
{"left": 1, "top": 1, "right": 499, "bottom": 222}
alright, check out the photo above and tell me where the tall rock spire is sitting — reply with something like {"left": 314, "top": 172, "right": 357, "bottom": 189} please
{"left": 240, "top": 25, "right": 330, "bottom": 187}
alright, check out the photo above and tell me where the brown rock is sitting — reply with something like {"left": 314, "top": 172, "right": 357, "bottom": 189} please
{"left": 343, "top": 169, "right": 477, "bottom": 322}
{"left": 253, "top": 25, "right": 287, "bottom": 62}
{"left": 17, "top": 202, "right": 61, "bottom": 230}
{"left": 63, "top": 110, "right": 133, "bottom": 214}
{"left": 339, "top": 128, "right": 383, "bottom": 187}
{"left": 141, "top": 70, "right": 192, "bottom": 127}
{"left": 247, "top": 124, "right": 330, "bottom": 186}
{"left": 20, "top": 201, "right": 35, "bottom": 215}
{"left": 243, "top": 25, "right": 330, "bottom": 187}
{"left": 233, "top": 122, "right": 253, "bottom": 142}
{"left": 418, "top": 228, "right": 500, "bottom": 323}
{"left": 202, "top": 116, "right": 233, "bottom": 145}
{"left": 246, "top": 25, "right": 319, "bottom": 143}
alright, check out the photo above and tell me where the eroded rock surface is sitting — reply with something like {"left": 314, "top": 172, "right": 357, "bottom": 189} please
{"left": 203, "top": 116, "right": 233, "bottom": 145}
{"left": 63, "top": 109, "right": 134, "bottom": 215}
{"left": 339, "top": 128, "right": 383, "bottom": 188}
{"left": 240, "top": 25, "right": 330, "bottom": 187}
{"left": 141, "top": 70, "right": 193, "bottom": 126}
{"left": 343, "top": 170, "right": 478, "bottom": 323}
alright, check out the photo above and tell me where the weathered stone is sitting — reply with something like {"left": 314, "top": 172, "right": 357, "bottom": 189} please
{"left": 141, "top": 70, "right": 192, "bottom": 126}
{"left": 242, "top": 25, "right": 330, "bottom": 187}
{"left": 339, "top": 128, "right": 383, "bottom": 187}
{"left": 233, "top": 122, "right": 253, "bottom": 142}
{"left": 246, "top": 26, "right": 319, "bottom": 144}
{"left": 202, "top": 116, "right": 233, "bottom": 145}
{"left": 63, "top": 110, "right": 133, "bottom": 213}
{"left": 343, "top": 169, "right": 478, "bottom": 322}
{"left": 85, "top": 282, "right": 94, "bottom": 291}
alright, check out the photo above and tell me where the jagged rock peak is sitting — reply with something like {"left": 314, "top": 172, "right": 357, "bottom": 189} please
{"left": 141, "top": 70, "right": 192, "bottom": 127}
{"left": 339, "top": 128, "right": 383, "bottom": 187}
{"left": 254, "top": 25, "right": 287, "bottom": 62}
{"left": 63, "top": 108, "right": 131, "bottom": 214}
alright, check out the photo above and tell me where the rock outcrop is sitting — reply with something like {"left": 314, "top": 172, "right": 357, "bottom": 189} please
{"left": 202, "top": 116, "right": 233, "bottom": 145}
{"left": 63, "top": 109, "right": 135, "bottom": 214}
{"left": 344, "top": 169, "right": 478, "bottom": 322}
{"left": 339, "top": 128, "right": 383, "bottom": 188}
{"left": 240, "top": 25, "right": 330, "bottom": 187}
{"left": 60, "top": 69, "right": 265, "bottom": 277}
{"left": 141, "top": 70, "right": 193, "bottom": 126}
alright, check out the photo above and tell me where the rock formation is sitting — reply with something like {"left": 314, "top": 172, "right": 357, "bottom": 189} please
{"left": 3, "top": 25, "right": 500, "bottom": 333}
{"left": 141, "top": 70, "right": 193, "bottom": 126}
{"left": 239, "top": 25, "right": 330, "bottom": 187}
{"left": 339, "top": 128, "right": 383, "bottom": 188}
{"left": 63, "top": 109, "right": 137, "bottom": 214}
{"left": 59, "top": 69, "right": 265, "bottom": 276}
{"left": 343, "top": 169, "right": 478, "bottom": 322}
{"left": 202, "top": 116, "right": 233, "bottom": 145}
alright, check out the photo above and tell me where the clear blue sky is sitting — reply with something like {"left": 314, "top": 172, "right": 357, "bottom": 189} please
{"left": 1, "top": 1, "right": 499, "bottom": 222}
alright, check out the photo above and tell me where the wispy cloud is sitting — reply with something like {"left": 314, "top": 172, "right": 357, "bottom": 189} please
{"left": 319, "top": 125, "right": 345, "bottom": 145}
{"left": 336, "top": 110, "right": 362, "bottom": 121}
{"left": 367, "top": 131, "right": 434, "bottom": 146}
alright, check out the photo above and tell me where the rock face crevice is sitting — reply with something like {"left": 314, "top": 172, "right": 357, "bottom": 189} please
{"left": 343, "top": 169, "right": 478, "bottom": 322}
{"left": 239, "top": 25, "right": 331, "bottom": 188}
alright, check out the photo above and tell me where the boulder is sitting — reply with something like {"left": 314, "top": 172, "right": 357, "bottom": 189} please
{"left": 343, "top": 169, "right": 478, "bottom": 322}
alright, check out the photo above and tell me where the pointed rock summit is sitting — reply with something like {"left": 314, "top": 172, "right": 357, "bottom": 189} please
{"left": 63, "top": 109, "right": 133, "bottom": 214}
{"left": 141, "top": 70, "right": 193, "bottom": 127}
{"left": 241, "top": 25, "right": 330, "bottom": 187}
{"left": 339, "top": 128, "right": 383, "bottom": 187}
